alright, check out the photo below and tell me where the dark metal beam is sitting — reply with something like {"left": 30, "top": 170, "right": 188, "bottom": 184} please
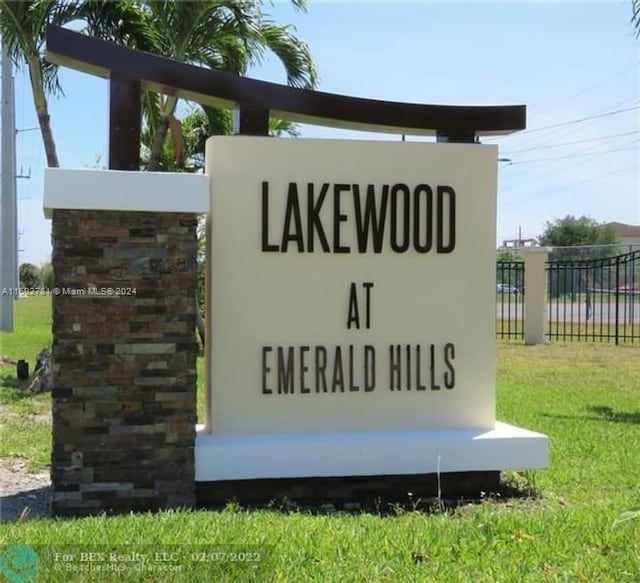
{"left": 109, "top": 75, "right": 141, "bottom": 170}
{"left": 436, "top": 129, "right": 477, "bottom": 144}
{"left": 233, "top": 103, "right": 270, "bottom": 136}
{"left": 46, "top": 25, "right": 525, "bottom": 137}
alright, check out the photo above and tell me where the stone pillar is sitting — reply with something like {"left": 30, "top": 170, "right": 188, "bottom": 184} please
{"left": 45, "top": 169, "right": 208, "bottom": 516}
{"left": 523, "top": 247, "right": 551, "bottom": 346}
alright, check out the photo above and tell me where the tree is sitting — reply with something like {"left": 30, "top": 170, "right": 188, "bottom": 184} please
{"left": 170, "top": 105, "right": 300, "bottom": 338}
{"left": 539, "top": 215, "right": 618, "bottom": 262}
{"left": 0, "top": 1, "right": 79, "bottom": 168}
{"left": 140, "top": 105, "right": 301, "bottom": 172}
{"left": 2, "top": 1, "right": 316, "bottom": 348}
{"left": 540, "top": 215, "right": 619, "bottom": 299}
{"left": 496, "top": 249, "right": 524, "bottom": 294}
{"left": 0, "top": 0, "right": 316, "bottom": 171}
{"left": 496, "top": 249, "right": 523, "bottom": 263}
{"left": 117, "top": 1, "right": 316, "bottom": 344}
{"left": 40, "top": 262, "right": 53, "bottom": 288}
{"left": 633, "top": 0, "right": 640, "bottom": 37}
{"left": 111, "top": 0, "right": 317, "bottom": 170}
{"left": 19, "top": 262, "right": 41, "bottom": 288}
{"left": 0, "top": 0, "right": 147, "bottom": 168}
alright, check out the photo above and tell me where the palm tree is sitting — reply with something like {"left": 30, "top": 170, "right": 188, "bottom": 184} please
{"left": 137, "top": 103, "right": 300, "bottom": 347}
{"left": 0, "top": 0, "right": 79, "bottom": 167}
{"left": 140, "top": 106, "right": 301, "bottom": 172}
{"left": 90, "top": 0, "right": 316, "bottom": 346}
{"left": 1, "top": 1, "right": 316, "bottom": 349}
{"left": 633, "top": 0, "right": 640, "bottom": 37}
{"left": 127, "top": 0, "right": 317, "bottom": 170}
{"left": 0, "top": 0, "right": 148, "bottom": 168}
{"left": 0, "top": 0, "right": 316, "bottom": 170}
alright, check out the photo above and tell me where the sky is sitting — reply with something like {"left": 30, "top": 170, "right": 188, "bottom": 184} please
{"left": 8, "top": 0, "right": 640, "bottom": 265}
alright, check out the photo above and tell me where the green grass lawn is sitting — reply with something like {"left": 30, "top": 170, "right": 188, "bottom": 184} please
{"left": 1, "top": 297, "right": 639, "bottom": 582}
{"left": 0, "top": 295, "right": 52, "bottom": 363}
{"left": 547, "top": 321, "right": 639, "bottom": 344}
{"left": 0, "top": 296, "right": 52, "bottom": 470}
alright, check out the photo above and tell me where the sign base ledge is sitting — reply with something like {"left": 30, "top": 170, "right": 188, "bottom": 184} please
{"left": 195, "top": 421, "right": 548, "bottom": 481}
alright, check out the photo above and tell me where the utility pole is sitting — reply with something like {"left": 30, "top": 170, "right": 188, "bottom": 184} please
{"left": 0, "top": 39, "right": 17, "bottom": 331}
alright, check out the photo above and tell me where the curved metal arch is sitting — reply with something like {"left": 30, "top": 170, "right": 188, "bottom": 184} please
{"left": 46, "top": 25, "right": 525, "bottom": 138}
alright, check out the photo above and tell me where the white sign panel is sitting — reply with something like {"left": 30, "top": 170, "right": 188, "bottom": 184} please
{"left": 206, "top": 137, "right": 498, "bottom": 436}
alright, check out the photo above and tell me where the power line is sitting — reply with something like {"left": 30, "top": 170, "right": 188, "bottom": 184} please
{"left": 499, "top": 135, "right": 639, "bottom": 194}
{"left": 503, "top": 130, "right": 639, "bottom": 155}
{"left": 532, "top": 61, "right": 640, "bottom": 119}
{"left": 500, "top": 140, "right": 632, "bottom": 184}
{"left": 497, "top": 115, "right": 640, "bottom": 182}
{"left": 508, "top": 141, "right": 639, "bottom": 165}
{"left": 486, "top": 94, "right": 640, "bottom": 152}
{"left": 493, "top": 62, "right": 640, "bottom": 223}
{"left": 516, "top": 104, "right": 640, "bottom": 135}
{"left": 502, "top": 162, "right": 638, "bottom": 208}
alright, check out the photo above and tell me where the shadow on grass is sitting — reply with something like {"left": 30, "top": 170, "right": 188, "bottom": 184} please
{"left": 195, "top": 472, "right": 541, "bottom": 517}
{"left": 587, "top": 405, "right": 640, "bottom": 424}
{"left": 3, "top": 473, "right": 541, "bottom": 521}
{"left": 542, "top": 406, "right": 640, "bottom": 425}
{"left": 0, "top": 485, "right": 51, "bottom": 522}
{"left": 0, "top": 370, "right": 18, "bottom": 388}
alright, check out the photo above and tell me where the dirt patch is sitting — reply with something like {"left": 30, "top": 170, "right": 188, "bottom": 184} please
{"left": 0, "top": 355, "right": 14, "bottom": 367}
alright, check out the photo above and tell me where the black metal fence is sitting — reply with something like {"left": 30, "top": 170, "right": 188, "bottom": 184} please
{"left": 546, "top": 250, "right": 640, "bottom": 344}
{"left": 496, "top": 260, "right": 525, "bottom": 339}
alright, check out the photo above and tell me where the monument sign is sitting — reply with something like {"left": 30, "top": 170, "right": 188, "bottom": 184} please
{"left": 197, "top": 137, "right": 547, "bottom": 481}
{"left": 43, "top": 25, "right": 547, "bottom": 513}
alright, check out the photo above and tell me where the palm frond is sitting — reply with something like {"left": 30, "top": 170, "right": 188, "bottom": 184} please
{"left": 0, "top": 0, "right": 42, "bottom": 63}
{"left": 201, "top": 105, "right": 233, "bottom": 135}
{"left": 269, "top": 116, "right": 300, "bottom": 137}
{"left": 0, "top": 0, "right": 81, "bottom": 91}
{"left": 78, "top": 0, "right": 153, "bottom": 51}
{"left": 256, "top": 22, "right": 317, "bottom": 89}
{"left": 142, "top": 90, "right": 162, "bottom": 141}
{"left": 40, "top": 59, "right": 63, "bottom": 96}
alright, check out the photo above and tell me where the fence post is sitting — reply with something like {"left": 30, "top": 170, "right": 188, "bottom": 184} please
{"left": 615, "top": 256, "right": 620, "bottom": 346}
{"left": 523, "top": 247, "right": 552, "bottom": 345}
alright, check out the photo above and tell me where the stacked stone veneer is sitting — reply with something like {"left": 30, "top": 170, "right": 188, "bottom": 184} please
{"left": 51, "top": 209, "right": 198, "bottom": 516}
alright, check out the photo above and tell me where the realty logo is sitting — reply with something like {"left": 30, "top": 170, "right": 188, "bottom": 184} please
{"left": 0, "top": 545, "right": 39, "bottom": 583}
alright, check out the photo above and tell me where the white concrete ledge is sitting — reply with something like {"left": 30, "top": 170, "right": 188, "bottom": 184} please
{"left": 195, "top": 421, "right": 548, "bottom": 481}
{"left": 43, "top": 168, "right": 209, "bottom": 218}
